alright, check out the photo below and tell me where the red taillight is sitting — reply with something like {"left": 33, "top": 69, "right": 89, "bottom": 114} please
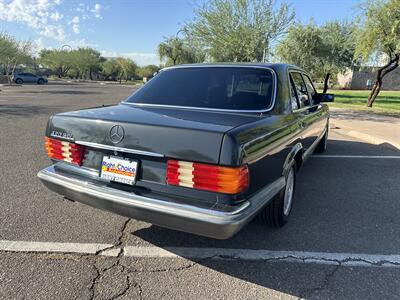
{"left": 166, "top": 160, "right": 249, "bottom": 194}
{"left": 45, "top": 137, "right": 85, "bottom": 166}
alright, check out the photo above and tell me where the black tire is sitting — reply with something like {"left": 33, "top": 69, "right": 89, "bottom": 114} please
{"left": 314, "top": 127, "right": 329, "bottom": 154}
{"left": 15, "top": 78, "right": 23, "bottom": 84}
{"left": 37, "top": 78, "right": 45, "bottom": 84}
{"left": 258, "top": 165, "right": 296, "bottom": 227}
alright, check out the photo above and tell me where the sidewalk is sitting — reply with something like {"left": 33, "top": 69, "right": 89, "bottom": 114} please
{"left": 330, "top": 108, "right": 400, "bottom": 150}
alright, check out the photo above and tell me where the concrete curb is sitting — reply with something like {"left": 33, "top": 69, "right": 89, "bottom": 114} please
{"left": 61, "top": 80, "right": 139, "bottom": 88}
{"left": 345, "top": 130, "right": 400, "bottom": 150}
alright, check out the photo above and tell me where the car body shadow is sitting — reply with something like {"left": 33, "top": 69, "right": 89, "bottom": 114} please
{"left": 23, "top": 90, "right": 101, "bottom": 95}
{"left": 330, "top": 109, "right": 400, "bottom": 123}
{"left": 0, "top": 104, "right": 67, "bottom": 117}
{"left": 130, "top": 139, "right": 400, "bottom": 297}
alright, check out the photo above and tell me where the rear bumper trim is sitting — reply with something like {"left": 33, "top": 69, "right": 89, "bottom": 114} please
{"left": 37, "top": 166, "right": 284, "bottom": 239}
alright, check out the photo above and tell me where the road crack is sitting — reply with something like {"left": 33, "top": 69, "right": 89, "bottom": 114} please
{"left": 89, "top": 218, "right": 142, "bottom": 300}
{"left": 298, "top": 263, "right": 340, "bottom": 299}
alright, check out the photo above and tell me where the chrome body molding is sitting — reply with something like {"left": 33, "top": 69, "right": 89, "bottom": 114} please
{"left": 302, "top": 126, "right": 328, "bottom": 161}
{"left": 75, "top": 141, "right": 164, "bottom": 158}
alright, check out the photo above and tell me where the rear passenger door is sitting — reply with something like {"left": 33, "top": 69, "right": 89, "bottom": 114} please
{"left": 289, "top": 71, "right": 323, "bottom": 156}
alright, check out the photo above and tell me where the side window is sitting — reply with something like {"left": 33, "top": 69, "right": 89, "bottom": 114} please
{"left": 302, "top": 74, "right": 317, "bottom": 101}
{"left": 289, "top": 73, "right": 300, "bottom": 110}
{"left": 291, "top": 72, "right": 310, "bottom": 107}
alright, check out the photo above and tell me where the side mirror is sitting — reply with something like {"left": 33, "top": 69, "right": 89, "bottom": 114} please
{"left": 314, "top": 93, "right": 334, "bottom": 103}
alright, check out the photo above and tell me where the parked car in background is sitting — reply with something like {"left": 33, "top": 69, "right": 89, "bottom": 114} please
{"left": 13, "top": 73, "right": 48, "bottom": 84}
{"left": 38, "top": 63, "right": 334, "bottom": 239}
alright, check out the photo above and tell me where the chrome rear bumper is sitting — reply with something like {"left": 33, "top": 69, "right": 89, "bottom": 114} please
{"left": 37, "top": 165, "right": 284, "bottom": 239}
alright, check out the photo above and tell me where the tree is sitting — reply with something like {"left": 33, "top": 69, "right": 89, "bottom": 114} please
{"left": 39, "top": 49, "right": 74, "bottom": 78}
{"left": 0, "top": 32, "right": 33, "bottom": 84}
{"left": 184, "top": 0, "right": 295, "bottom": 62}
{"left": 320, "top": 21, "right": 357, "bottom": 92}
{"left": 40, "top": 48, "right": 103, "bottom": 79}
{"left": 276, "top": 23, "right": 325, "bottom": 78}
{"left": 68, "top": 48, "right": 102, "bottom": 79}
{"left": 101, "top": 58, "right": 139, "bottom": 82}
{"left": 101, "top": 59, "right": 120, "bottom": 81}
{"left": 355, "top": 0, "right": 400, "bottom": 107}
{"left": 115, "top": 57, "right": 138, "bottom": 83}
{"left": 138, "top": 65, "right": 160, "bottom": 78}
{"left": 276, "top": 21, "right": 356, "bottom": 92}
{"left": 158, "top": 37, "right": 185, "bottom": 65}
{"left": 157, "top": 37, "right": 203, "bottom": 66}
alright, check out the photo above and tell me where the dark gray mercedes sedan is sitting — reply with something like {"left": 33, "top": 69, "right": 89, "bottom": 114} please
{"left": 38, "top": 63, "right": 333, "bottom": 239}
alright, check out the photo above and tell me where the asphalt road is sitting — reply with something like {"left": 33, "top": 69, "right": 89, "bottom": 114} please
{"left": 0, "top": 82, "right": 399, "bottom": 299}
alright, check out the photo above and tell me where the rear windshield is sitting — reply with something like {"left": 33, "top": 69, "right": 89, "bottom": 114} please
{"left": 126, "top": 67, "right": 275, "bottom": 110}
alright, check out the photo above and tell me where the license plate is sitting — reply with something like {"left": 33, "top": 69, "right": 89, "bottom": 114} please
{"left": 100, "top": 156, "right": 138, "bottom": 185}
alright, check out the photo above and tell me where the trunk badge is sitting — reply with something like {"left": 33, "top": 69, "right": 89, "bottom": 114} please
{"left": 109, "top": 125, "right": 125, "bottom": 144}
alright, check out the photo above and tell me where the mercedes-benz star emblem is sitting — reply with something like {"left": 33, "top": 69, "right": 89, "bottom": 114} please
{"left": 109, "top": 125, "right": 125, "bottom": 144}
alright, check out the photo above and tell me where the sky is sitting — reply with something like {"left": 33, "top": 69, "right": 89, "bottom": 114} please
{"left": 0, "top": 0, "right": 361, "bottom": 66}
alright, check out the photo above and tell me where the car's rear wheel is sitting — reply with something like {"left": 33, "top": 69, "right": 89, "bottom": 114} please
{"left": 15, "top": 78, "right": 23, "bottom": 84}
{"left": 259, "top": 165, "right": 296, "bottom": 227}
{"left": 37, "top": 78, "right": 45, "bottom": 84}
{"left": 314, "top": 126, "right": 329, "bottom": 154}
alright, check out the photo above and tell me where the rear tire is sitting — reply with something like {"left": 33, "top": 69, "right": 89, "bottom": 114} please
{"left": 259, "top": 165, "right": 296, "bottom": 227}
{"left": 15, "top": 78, "right": 23, "bottom": 84}
{"left": 314, "top": 127, "right": 328, "bottom": 154}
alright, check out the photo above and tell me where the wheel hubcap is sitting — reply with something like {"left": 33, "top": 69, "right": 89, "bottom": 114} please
{"left": 283, "top": 168, "right": 294, "bottom": 216}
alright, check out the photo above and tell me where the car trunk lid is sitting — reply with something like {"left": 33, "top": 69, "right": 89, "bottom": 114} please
{"left": 47, "top": 104, "right": 260, "bottom": 164}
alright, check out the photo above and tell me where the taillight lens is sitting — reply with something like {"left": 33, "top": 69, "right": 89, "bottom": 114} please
{"left": 45, "top": 137, "right": 85, "bottom": 166}
{"left": 166, "top": 160, "right": 249, "bottom": 194}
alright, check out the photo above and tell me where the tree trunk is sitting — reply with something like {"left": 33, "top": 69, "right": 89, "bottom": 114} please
{"left": 367, "top": 80, "right": 382, "bottom": 107}
{"left": 10, "top": 62, "right": 18, "bottom": 85}
{"left": 6, "top": 60, "right": 13, "bottom": 85}
{"left": 367, "top": 54, "right": 399, "bottom": 107}
{"left": 6, "top": 64, "right": 12, "bottom": 85}
{"left": 323, "top": 73, "right": 331, "bottom": 94}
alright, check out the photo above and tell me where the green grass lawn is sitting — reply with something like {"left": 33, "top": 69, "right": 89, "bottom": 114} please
{"left": 326, "top": 90, "right": 400, "bottom": 118}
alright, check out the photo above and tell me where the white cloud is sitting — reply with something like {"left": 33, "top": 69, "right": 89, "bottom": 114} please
{"left": 101, "top": 50, "right": 159, "bottom": 66}
{"left": 76, "top": 3, "right": 84, "bottom": 12}
{"left": 34, "top": 37, "right": 45, "bottom": 53}
{"left": 50, "top": 11, "right": 63, "bottom": 21}
{"left": 91, "top": 3, "right": 101, "bottom": 18}
{"left": 68, "top": 38, "right": 88, "bottom": 48}
{"left": 94, "top": 3, "right": 101, "bottom": 13}
{"left": 0, "top": 0, "right": 105, "bottom": 49}
{"left": 71, "top": 15, "right": 79, "bottom": 23}
{"left": 0, "top": 0, "right": 55, "bottom": 29}
{"left": 72, "top": 23, "right": 80, "bottom": 34}
{"left": 0, "top": 1, "right": 109, "bottom": 60}
{"left": 40, "top": 24, "right": 66, "bottom": 42}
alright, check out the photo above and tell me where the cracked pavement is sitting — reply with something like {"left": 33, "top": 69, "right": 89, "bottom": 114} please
{"left": 1, "top": 82, "right": 400, "bottom": 299}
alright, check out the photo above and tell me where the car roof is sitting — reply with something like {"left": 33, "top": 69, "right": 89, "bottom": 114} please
{"left": 163, "top": 63, "right": 306, "bottom": 74}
